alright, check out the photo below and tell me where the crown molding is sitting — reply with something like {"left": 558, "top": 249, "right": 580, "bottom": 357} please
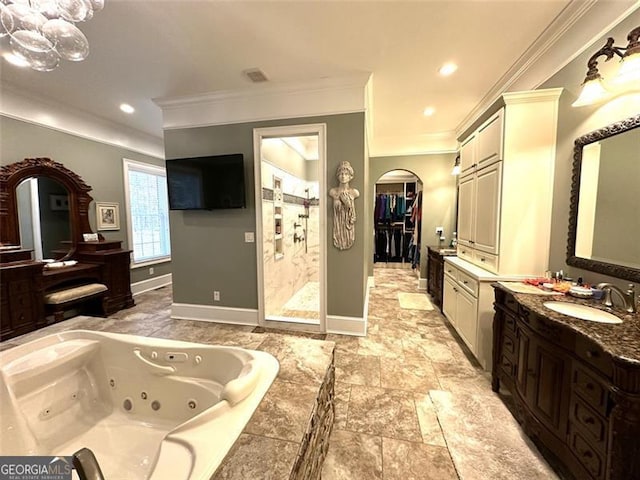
{"left": 455, "top": 0, "right": 638, "bottom": 139}
{"left": 154, "top": 73, "right": 372, "bottom": 130}
{"left": 0, "top": 83, "right": 164, "bottom": 159}
{"left": 502, "top": 88, "right": 564, "bottom": 105}
{"left": 369, "top": 131, "right": 458, "bottom": 158}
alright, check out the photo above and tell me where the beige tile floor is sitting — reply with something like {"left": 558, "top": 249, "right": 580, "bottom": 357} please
{"left": 321, "top": 267, "right": 557, "bottom": 480}
{"left": 4, "top": 267, "right": 557, "bottom": 479}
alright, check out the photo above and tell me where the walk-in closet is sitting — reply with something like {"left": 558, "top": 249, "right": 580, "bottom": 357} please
{"left": 373, "top": 170, "right": 422, "bottom": 268}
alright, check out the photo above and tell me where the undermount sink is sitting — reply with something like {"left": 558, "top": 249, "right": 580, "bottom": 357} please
{"left": 439, "top": 249, "right": 457, "bottom": 254}
{"left": 543, "top": 302, "right": 623, "bottom": 324}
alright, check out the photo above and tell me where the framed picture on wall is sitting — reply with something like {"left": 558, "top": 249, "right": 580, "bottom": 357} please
{"left": 96, "top": 202, "right": 120, "bottom": 231}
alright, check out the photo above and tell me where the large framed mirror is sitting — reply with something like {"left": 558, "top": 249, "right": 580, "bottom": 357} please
{"left": 0, "top": 158, "right": 95, "bottom": 260}
{"left": 567, "top": 114, "right": 640, "bottom": 283}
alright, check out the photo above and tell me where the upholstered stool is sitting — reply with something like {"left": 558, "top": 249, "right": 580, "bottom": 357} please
{"left": 44, "top": 283, "right": 108, "bottom": 322}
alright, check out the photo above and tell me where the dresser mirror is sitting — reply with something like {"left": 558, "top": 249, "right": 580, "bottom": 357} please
{"left": 0, "top": 158, "right": 95, "bottom": 261}
{"left": 16, "top": 177, "right": 71, "bottom": 260}
{"left": 567, "top": 114, "right": 640, "bottom": 282}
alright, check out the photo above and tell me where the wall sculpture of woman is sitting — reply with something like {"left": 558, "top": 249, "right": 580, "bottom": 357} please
{"left": 329, "top": 161, "right": 360, "bottom": 250}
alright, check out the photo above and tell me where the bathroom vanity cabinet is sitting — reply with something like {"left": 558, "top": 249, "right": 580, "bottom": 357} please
{"left": 456, "top": 88, "right": 562, "bottom": 276}
{"left": 492, "top": 286, "right": 640, "bottom": 480}
{"left": 442, "top": 256, "right": 521, "bottom": 370}
{"left": 0, "top": 261, "right": 46, "bottom": 340}
{"left": 426, "top": 246, "right": 456, "bottom": 311}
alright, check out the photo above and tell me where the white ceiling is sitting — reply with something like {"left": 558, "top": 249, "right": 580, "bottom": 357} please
{"left": 0, "top": 1, "right": 636, "bottom": 157}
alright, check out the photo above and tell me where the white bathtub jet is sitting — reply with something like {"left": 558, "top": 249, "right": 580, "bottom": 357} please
{"left": 0, "top": 330, "right": 279, "bottom": 480}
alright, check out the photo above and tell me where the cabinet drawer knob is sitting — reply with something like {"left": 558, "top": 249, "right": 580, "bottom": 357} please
{"left": 480, "top": 257, "right": 485, "bottom": 262}
{"left": 582, "top": 450, "right": 593, "bottom": 459}
{"left": 586, "top": 350, "right": 598, "bottom": 359}
{"left": 583, "top": 416, "right": 595, "bottom": 425}
{"left": 463, "top": 280, "right": 468, "bottom": 284}
{"left": 527, "top": 368, "right": 536, "bottom": 378}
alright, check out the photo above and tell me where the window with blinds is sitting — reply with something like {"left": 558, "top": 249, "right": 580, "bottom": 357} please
{"left": 123, "top": 159, "right": 171, "bottom": 265}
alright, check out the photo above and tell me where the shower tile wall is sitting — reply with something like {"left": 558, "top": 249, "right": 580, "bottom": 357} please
{"left": 262, "top": 163, "right": 319, "bottom": 318}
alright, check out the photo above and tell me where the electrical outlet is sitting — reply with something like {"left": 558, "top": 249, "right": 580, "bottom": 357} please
{"left": 149, "top": 267, "right": 154, "bottom": 275}
{"left": 435, "top": 227, "right": 444, "bottom": 235}
{"left": 213, "top": 291, "right": 220, "bottom": 301}
{"left": 244, "top": 232, "right": 255, "bottom": 243}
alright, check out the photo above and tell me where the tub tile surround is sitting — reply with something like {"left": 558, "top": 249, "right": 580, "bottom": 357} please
{"left": 1, "top": 293, "right": 335, "bottom": 480}
{"left": 213, "top": 434, "right": 300, "bottom": 480}
{"left": 1, "top": 268, "right": 561, "bottom": 479}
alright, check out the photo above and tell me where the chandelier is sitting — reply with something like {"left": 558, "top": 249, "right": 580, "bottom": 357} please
{"left": 0, "top": 0, "right": 104, "bottom": 72}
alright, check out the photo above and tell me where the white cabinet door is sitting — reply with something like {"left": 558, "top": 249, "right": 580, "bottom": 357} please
{"left": 473, "top": 162, "right": 502, "bottom": 255}
{"left": 460, "top": 134, "right": 476, "bottom": 174}
{"left": 443, "top": 275, "right": 458, "bottom": 327}
{"left": 477, "top": 109, "right": 504, "bottom": 168}
{"left": 457, "top": 172, "right": 475, "bottom": 247}
{"left": 455, "top": 287, "right": 477, "bottom": 352}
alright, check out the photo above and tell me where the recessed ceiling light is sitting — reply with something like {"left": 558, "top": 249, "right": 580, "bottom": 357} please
{"left": 3, "top": 53, "right": 30, "bottom": 68}
{"left": 423, "top": 107, "right": 436, "bottom": 116}
{"left": 120, "top": 103, "right": 135, "bottom": 114}
{"left": 439, "top": 63, "right": 458, "bottom": 76}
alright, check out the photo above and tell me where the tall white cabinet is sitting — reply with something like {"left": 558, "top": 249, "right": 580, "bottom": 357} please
{"left": 444, "top": 88, "right": 562, "bottom": 370}
{"left": 456, "top": 89, "right": 562, "bottom": 276}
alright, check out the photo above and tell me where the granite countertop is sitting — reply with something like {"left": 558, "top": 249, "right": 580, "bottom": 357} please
{"left": 0, "top": 317, "right": 335, "bottom": 479}
{"left": 427, "top": 245, "right": 457, "bottom": 256}
{"left": 494, "top": 283, "right": 640, "bottom": 367}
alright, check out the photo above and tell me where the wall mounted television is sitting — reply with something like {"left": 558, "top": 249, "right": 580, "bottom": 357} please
{"left": 166, "top": 154, "right": 246, "bottom": 210}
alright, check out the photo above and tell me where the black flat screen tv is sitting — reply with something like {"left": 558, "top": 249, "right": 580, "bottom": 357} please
{"left": 166, "top": 154, "right": 246, "bottom": 210}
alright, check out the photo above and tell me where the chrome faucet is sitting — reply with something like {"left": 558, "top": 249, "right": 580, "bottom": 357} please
{"left": 596, "top": 283, "right": 637, "bottom": 313}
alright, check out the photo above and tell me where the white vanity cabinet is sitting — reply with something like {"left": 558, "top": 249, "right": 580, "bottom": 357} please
{"left": 456, "top": 88, "right": 562, "bottom": 276}
{"left": 442, "top": 257, "right": 520, "bottom": 370}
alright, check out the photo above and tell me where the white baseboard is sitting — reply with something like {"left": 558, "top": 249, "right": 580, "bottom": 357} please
{"left": 326, "top": 315, "right": 366, "bottom": 336}
{"left": 171, "top": 303, "right": 259, "bottom": 326}
{"left": 418, "top": 277, "right": 427, "bottom": 291}
{"left": 131, "top": 273, "right": 172, "bottom": 296}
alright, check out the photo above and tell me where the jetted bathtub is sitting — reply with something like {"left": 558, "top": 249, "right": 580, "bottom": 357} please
{"left": 0, "top": 330, "right": 279, "bottom": 479}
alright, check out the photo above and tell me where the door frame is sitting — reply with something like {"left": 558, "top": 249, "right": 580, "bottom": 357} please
{"left": 253, "top": 123, "right": 327, "bottom": 332}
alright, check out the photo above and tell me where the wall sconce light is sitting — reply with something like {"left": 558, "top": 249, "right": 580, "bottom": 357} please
{"left": 451, "top": 155, "right": 461, "bottom": 176}
{"left": 572, "top": 26, "right": 640, "bottom": 107}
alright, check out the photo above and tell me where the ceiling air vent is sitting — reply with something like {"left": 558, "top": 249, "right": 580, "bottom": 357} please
{"left": 243, "top": 68, "right": 268, "bottom": 83}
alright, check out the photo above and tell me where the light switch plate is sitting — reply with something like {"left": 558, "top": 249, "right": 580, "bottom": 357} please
{"left": 245, "top": 232, "right": 255, "bottom": 243}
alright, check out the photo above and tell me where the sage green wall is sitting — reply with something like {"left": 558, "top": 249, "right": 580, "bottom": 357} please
{"left": 0, "top": 116, "right": 171, "bottom": 284}
{"left": 164, "top": 112, "right": 367, "bottom": 318}
{"left": 368, "top": 153, "right": 457, "bottom": 280}
{"left": 539, "top": 12, "right": 639, "bottom": 288}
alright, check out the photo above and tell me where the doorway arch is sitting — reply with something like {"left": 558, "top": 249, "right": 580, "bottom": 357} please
{"left": 367, "top": 153, "right": 458, "bottom": 289}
